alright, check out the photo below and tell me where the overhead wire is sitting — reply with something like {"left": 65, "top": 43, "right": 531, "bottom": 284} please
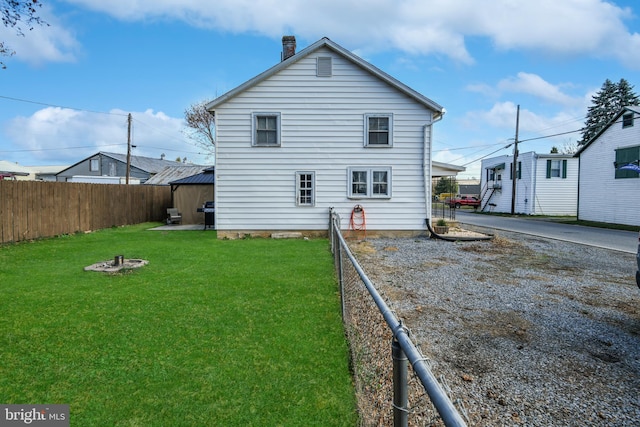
{"left": 0, "top": 93, "right": 208, "bottom": 158}
{"left": 0, "top": 95, "right": 129, "bottom": 116}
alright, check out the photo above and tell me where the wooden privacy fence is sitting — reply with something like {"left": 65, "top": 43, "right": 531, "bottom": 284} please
{"left": 0, "top": 181, "right": 172, "bottom": 244}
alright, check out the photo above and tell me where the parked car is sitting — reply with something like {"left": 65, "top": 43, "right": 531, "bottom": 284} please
{"left": 636, "top": 232, "right": 640, "bottom": 289}
{"left": 446, "top": 196, "right": 481, "bottom": 209}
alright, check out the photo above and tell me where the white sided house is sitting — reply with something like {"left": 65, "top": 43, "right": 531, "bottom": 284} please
{"left": 575, "top": 106, "right": 640, "bottom": 226}
{"left": 480, "top": 151, "right": 578, "bottom": 215}
{"left": 207, "top": 36, "right": 445, "bottom": 238}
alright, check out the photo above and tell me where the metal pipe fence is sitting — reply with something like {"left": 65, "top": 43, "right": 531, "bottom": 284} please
{"left": 431, "top": 201, "right": 456, "bottom": 221}
{"left": 329, "top": 208, "right": 467, "bottom": 427}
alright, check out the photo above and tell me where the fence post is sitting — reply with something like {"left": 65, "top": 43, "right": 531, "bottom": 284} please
{"left": 392, "top": 338, "right": 409, "bottom": 427}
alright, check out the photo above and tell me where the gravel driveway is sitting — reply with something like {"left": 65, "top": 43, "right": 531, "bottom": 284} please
{"left": 350, "top": 228, "right": 640, "bottom": 426}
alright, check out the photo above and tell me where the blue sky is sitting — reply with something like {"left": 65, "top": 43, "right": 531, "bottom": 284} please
{"left": 1, "top": 0, "right": 640, "bottom": 179}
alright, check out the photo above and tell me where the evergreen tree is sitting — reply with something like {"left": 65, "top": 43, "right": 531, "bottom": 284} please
{"left": 580, "top": 79, "right": 640, "bottom": 144}
{"left": 615, "top": 78, "right": 639, "bottom": 109}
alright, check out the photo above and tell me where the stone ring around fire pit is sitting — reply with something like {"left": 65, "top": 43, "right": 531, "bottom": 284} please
{"left": 84, "top": 257, "right": 149, "bottom": 273}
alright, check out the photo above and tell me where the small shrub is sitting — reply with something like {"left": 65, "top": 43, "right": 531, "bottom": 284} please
{"left": 436, "top": 218, "right": 448, "bottom": 227}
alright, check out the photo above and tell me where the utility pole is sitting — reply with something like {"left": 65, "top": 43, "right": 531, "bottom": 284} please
{"left": 126, "top": 113, "right": 132, "bottom": 184}
{"left": 511, "top": 105, "right": 520, "bottom": 215}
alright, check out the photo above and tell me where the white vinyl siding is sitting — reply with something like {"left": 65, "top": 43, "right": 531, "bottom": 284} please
{"left": 480, "top": 152, "right": 577, "bottom": 215}
{"left": 213, "top": 47, "right": 435, "bottom": 231}
{"left": 578, "top": 109, "right": 640, "bottom": 226}
{"left": 534, "top": 156, "right": 577, "bottom": 216}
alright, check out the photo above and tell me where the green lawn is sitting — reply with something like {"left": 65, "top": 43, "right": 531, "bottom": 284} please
{"left": 0, "top": 224, "right": 357, "bottom": 426}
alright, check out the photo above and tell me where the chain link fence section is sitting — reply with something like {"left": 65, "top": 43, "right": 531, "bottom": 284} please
{"left": 330, "top": 209, "right": 468, "bottom": 427}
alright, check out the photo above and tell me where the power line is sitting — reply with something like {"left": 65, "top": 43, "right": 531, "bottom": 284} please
{"left": 0, "top": 143, "right": 125, "bottom": 153}
{"left": 0, "top": 95, "right": 129, "bottom": 116}
{"left": 433, "top": 142, "right": 503, "bottom": 153}
{"left": 461, "top": 143, "right": 514, "bottom": 167}
{"left": 518, "top": 128, "right": 582, "bottom": 143}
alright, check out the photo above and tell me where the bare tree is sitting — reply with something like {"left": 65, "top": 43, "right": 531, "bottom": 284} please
{"left": 559, "top": 139, "right": 578, "bottom": 155}
{"left": 1, "top": 0, "right": 47, "bottom": 68}
{"left": 184, "top": 100, "right": 215, "bottom": 161}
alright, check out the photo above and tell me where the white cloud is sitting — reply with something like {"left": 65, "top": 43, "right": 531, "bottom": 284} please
{"left": 59, "top": 0, "right": 640, "bottom": 68}
{"left": 0, "top": 6, "right": 80, "bottom": 65}
{"left": 459, "top": 102, "right": 584, "bottom": 148}
{"left": 4, "top": 107, "right": 206, "bottom": 165}
{"left": 466, "top": 73, "right": 582, "bottom": 108}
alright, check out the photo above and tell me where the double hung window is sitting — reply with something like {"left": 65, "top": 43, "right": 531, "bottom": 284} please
{"left": 364, "top": 114, "right": 393, "bottom": 146}
{"left": 348, "top": 167, "right": 391, "bottom": 198}
{"left": 546, "top": 159, "right": 567, "bottom": 179}
{"left": 252, "top": 113, "right": 281, "bottom": 146}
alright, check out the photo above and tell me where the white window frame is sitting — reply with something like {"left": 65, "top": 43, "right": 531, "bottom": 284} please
{"left": 296, "top": 171, "right": 315, "bottom": 206}
{"left": 550, "top": 159, "right": 562, "bottom": 178}
{"left": 90, "top": 158, "right": 99, "bottom": 172}
{"left": 364, "top": 113, "right": 393, "bottom": 147}
{"left": 622, "top": 112, "right": 634, "bottom": 128}
{"left": 252, "top": 112, "right": 281, "bottom": 147}
{"left": 348, "top": 167, "right": 392, "bottom": 199}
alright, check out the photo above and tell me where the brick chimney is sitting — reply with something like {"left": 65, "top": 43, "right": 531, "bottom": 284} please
{"left": 281, "top": 36, "right": 296, "bottom": 61}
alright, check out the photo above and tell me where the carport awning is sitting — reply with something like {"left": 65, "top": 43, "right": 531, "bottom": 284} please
{"left": 486, "top": 162, "right": 505, "bottom": 170}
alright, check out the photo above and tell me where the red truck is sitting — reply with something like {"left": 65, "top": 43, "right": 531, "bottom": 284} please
{"left": 446, "top": 196, "right": 481, "bottom": 209}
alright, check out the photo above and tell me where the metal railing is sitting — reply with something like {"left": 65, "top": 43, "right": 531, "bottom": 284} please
{"left": 431, "top": 201, "right": 456, "bottom": 221}
{"left": 329, "top": 208, "right": 467, "bottom": 427}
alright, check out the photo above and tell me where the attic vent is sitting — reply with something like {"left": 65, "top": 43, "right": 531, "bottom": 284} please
{"left": 317, "top": 56, "right": 332, "bottom": 77}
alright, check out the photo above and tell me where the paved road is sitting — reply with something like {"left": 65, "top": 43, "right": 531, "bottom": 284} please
{"left": 455, "top": 211, "right": 638, "bottom": 254}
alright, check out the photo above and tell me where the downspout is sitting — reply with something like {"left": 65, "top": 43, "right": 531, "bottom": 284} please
{"left": 424, "top": 111, "right": 444, "bottom": 232}
{"left": 210, "top": 110, "right": 218, "bottom": 230}
{"left": 424, "top": 111, "right": 493, "bottom": 242}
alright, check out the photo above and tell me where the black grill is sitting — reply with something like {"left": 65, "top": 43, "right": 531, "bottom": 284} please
{"left": 198, "top": 201, "right": 215, "bottom": 230}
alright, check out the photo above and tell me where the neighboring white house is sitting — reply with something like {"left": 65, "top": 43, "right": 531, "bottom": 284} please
{"left": 480, "top": 151, "right": 578, "bottom": 215}
{"left": 206, "top": 36, "right": 445, "bottom": 238}
{"left": 575, "top": 106, "right": 640, "bottom": 226}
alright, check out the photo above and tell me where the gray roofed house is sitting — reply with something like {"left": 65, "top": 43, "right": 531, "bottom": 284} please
{"left": 56, "top": 152, "right": 188, "bottom": 183}
{"left": 0, "top": 160, "right": 32, "bottom": 180}
{"left": 144, "top": 165, "right": 211, "bottom": 186}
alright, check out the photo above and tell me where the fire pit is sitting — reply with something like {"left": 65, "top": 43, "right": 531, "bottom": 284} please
{"left": 84, "top": 256, "right": 149, "bottom": 273}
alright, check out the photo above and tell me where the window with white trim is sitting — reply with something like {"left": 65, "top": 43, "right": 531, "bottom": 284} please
{"left": 296, "top": 172, "right": 315, "bottom": 206}
{"left": 622, "top": 112, "right": 634, "bottom": 128}
{"left": 252, "top": 112, "right": 281, "bottom": 146}
{"left": 364, "top": 114, "right": 393, "bottom": 146}
{"left": 550, "top": 160, "right": 562, "bottom": 178}
{"left": 348, "top": 167, "right": 392, "bottom": 198}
